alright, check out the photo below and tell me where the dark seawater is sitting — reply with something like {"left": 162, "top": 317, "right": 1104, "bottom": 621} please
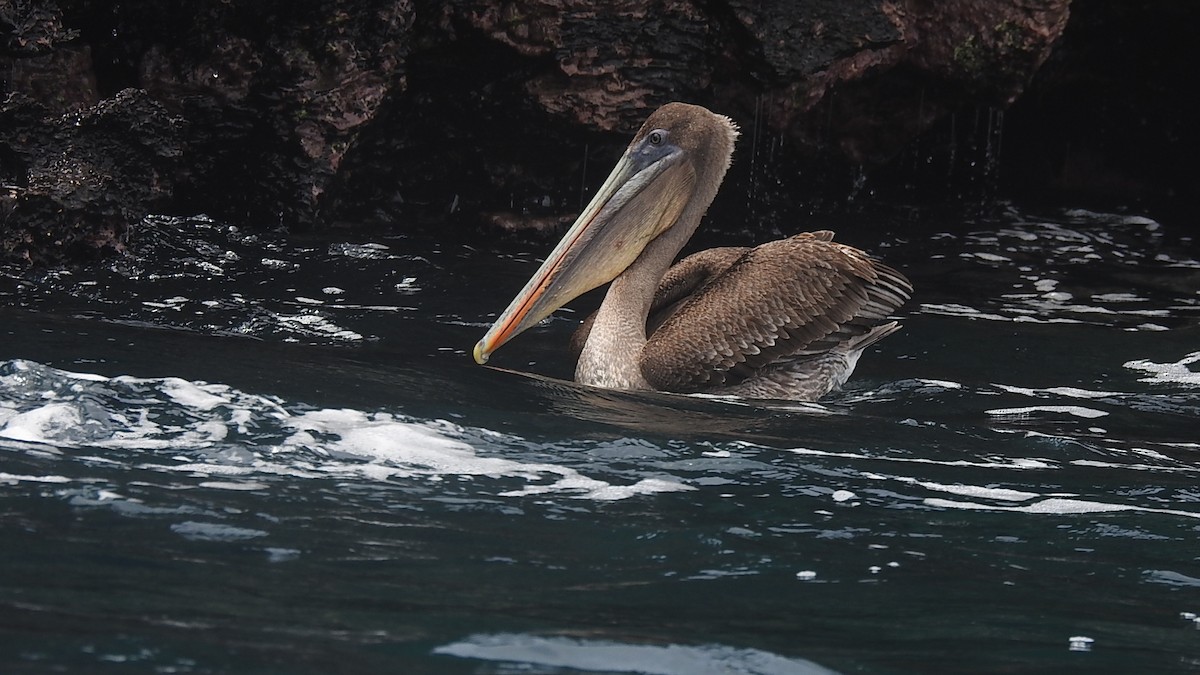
{"left": 2, "top": 206, "right": 1199, "bottom": 674}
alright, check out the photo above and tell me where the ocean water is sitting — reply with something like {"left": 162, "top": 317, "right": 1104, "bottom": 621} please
{"left": 2, "top": 205, "right": 1199, "bottom": 673}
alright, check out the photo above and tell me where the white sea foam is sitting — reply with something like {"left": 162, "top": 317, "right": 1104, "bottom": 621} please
{"left": 171, "top": 521, "right": 269, "bottom": 541}
{"left": 1071, "top": 460, "right": 1200, "bottom": 474}
{"left": 972, "top": 252, "right": 1012, "bottom": 262}
{"left": 918, "top": 482, "right": 1039, "bottom": 502}
{"left": 0, "top": 403, "right": 84, "bottom": 442}
{"left": 918, "top": 302, "right": 1091, "bottom": 325}
{"left": 926, "top": 496, "right": 1200, "bottom": 520}
{"left": 274, "top": 409, "right": 693, "bottom": 500}
{"left": 784, "top": 457, "right": 1200, "bottom": 521}
{"left": 394, "top": 276, "right": 420, "bottom": 294}
{"left": 985, "top": 405, "right": 1108, "bottom": 419}
{"left": 329, "top": 242, "right": 393, "bottom": 259}
{"left": 272, "top": 312, "right": 365, "bottom": 342}
{"left": 785, "top": 447, "right": 1057, "bottom": 471}
{"left": 140, "top": 409, "right": 694, "bottom": 501}
{"left": 1145, "top": 570, "right": 1200, "bottom": 587}
{"left": 160, "top": 378, "right": 230, "bottom": 411}
{"left": 877, "top": 473, "right": 1046, "bottom": 503}
{"left": 433, "top": 633, "right": 838, "bottom": 675}
{"left": 1092, "top": 293, "right": 1145, "bottom": 303}
{"left": 916, "top": 379, "right": 963, "bottom": 389}
{"left": 260, "top": 258, "right": 294, "bottom": 270}
{"left": 993, "top": 384, "right": 1123, "bottom": 399}
{"left": 503, "top": 477, "right": 694, "bottom": 500}
{"left": 0, "top": 359, "right": 107, "bottom": 383}
{"left": 919, "top": 303, "right": 1011, "bottom": 322}
{"left": 1124, "top": 352, "right": 1200, "bottom": 387}
{"left": 1068, "top": 636, "right": 1095, "bottom": 652}
{"left": 198, "top": 480, "right": 270, "bottom": 491}
{"left": 0, "top": 472, "right": 72, "bottom": 485}
{"left": 918, "top": 220, "right": 1191, "bottom": 329}
{"left": 325, "top": 303, "right": 412, "bottom": 312}
{"left": 0, "top": 361, "right": 692, "bottom": 502}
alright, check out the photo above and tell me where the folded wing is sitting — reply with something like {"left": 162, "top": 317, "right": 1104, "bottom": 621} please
{"left": 640, "top": 231, "right": 912, "bottom": 392}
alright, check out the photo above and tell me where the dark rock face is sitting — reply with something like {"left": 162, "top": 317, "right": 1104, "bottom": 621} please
{"left": 1, "top": 89, "right": 181, "bottom": 264}
{"left": 0, "top": 0, "right": 1191, "bottom": 265}
{"left": 1000, "top": 0, "right": 1199, "bottom": 208}
{"left": 3, "top": 0, "right": 413, "bottom": 263}
{"left": 89, "top": 0, "right": 415, "bottom": 226}
{"left": 331, "top": 0, "right": 1073, "bottom": 230}
{"left": 696, "top": 1, "right": 1072, "bottom": 171}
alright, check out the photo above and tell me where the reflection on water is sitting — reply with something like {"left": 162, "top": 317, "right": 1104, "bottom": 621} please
{"left": 2, "top": 204, "right": 1200, "bottom": 673}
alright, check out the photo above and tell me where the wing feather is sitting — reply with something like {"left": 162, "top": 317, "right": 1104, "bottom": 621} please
{"left": 570, "top": 246, "right": 747, "bottom": 359}
{"left": 640, "top": 231, "right": 912, "bottom": 392}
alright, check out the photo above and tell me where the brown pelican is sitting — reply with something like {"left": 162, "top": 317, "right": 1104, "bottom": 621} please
{"left": 473, "top": 102, "right": 911, "bottom": 401}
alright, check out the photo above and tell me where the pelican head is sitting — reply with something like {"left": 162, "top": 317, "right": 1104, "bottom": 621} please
{"left": 474, "top": 103, "right": 739, "bottom": 365}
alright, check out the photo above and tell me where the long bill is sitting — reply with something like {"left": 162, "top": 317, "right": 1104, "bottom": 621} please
{"left": 473, "top": 144, "right": 694, "bottom": 365}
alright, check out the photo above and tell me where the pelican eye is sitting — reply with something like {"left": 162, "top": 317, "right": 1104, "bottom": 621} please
{"left": 648, "top": 130, "right": 666, "bottom": 146}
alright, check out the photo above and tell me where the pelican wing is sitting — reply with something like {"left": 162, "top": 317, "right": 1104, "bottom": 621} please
{"left": 570, "top": 246, "right": 748, "bottom": 359}
{"left": 640, "top": 231, "right": 912, "bottom": 392}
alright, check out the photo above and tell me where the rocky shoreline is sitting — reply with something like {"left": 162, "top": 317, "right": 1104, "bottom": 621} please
{"left": 1, "top": 0, "right": 1191, "bottom": 265}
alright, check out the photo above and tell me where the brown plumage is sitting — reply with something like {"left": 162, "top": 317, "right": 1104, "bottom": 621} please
{"left": 475, "top": 102, "right": 912, "bottom": 401}
{"left": 571, "top": 231, "right": 911, "bottom": 399}
{"left": 569, "top": 246, "right": 747, "bottom": 359}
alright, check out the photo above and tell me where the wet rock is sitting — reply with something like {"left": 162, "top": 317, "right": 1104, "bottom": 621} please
{"left": 358, "top": 0, "right": 1074, "bottom": 232}
{"left": 451, "top": 0, "right": 716, "bottom": 133}
{"left": 0, "top": 0, "right": 97, "bottom": 110}
{"left": 122, "top": 0, "right": 415, "bottom": 227}
{"left": 2, "top": 0, "right": 414, "bottom": 264}
{"left": 439, "top": 0, "right": 1070, "bottom": 152}
{"left": 1, "top": 0, "right": 77, "bottom": 55}
{"left": 713, "top": 0, "right": 1071, "bottom": 164}
{"left": 0, "top": 89, "right": 182, "bottom": 265}
{"left": 1, "top": 0, "right": 1191, "bottom": 265}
